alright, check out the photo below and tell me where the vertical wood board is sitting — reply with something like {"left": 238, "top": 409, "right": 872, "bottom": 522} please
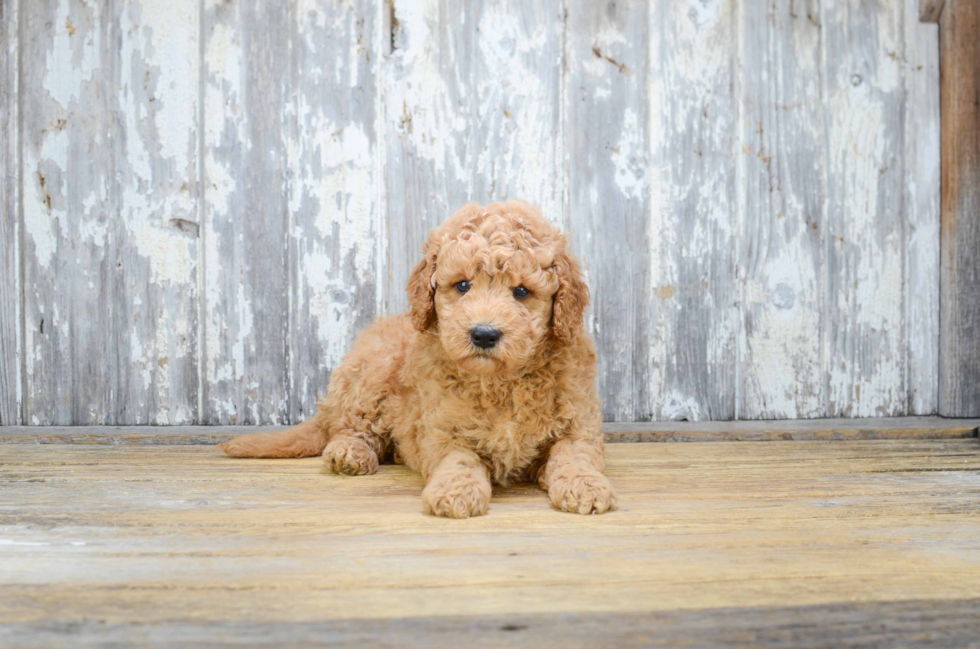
{"left": 110, "top": 0, "right": 201, "bottom": 424}
{"left": 904, "top": 0, "right": 940, "bottom": 415}
{"left": 938, "top": 0, "right": 980, "bottom": 416}
{"left": 738, "top": 0, "right": 825, "bottom": 420}
{"left": 646, "top": 0, "right": 738, "bottom": 420}
{"left": 19, "top": 0, "right": 199, "bottom": 425}
{"left": 822, "top": 0, "right": 907, "bottom": 417}
{"left": 286, "top": 0, "right": 384, "bottom": 422}
{"left": 202, "top": 0, "right": 290, "bottom": 424}
{"left": 564, "top": 0, "right": 653, "bottom": 421}
{"left": 0, "top": 0, "right": 19, "bottom": 424}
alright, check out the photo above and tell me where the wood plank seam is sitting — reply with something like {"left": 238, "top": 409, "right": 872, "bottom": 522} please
{"left": 1, "top": 418, "right": 977, "bottom": 445}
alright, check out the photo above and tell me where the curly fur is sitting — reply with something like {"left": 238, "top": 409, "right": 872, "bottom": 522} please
{"left": 220, "top": 201, "right": 616, "bottom": 518}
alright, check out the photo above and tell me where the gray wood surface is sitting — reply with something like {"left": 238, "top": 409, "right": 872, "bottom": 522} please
{"left": 19, "top": 0, "right": 200, "bottom": 425}
{"left": 649, "top": 0, "right": 739, "bottom": 422}
{"left": 286, "top": 0, "right": 384, "bottom": 425}
{"left": 565, "top": 0, "right": 653, "bottom": 421}
{"left": 0, "top": 0, "right": 19, "bottom": 425}
{"left": 3, "top": 0, "right": 946, "bottom": 424}
{"left": 1, "top": 417, "right": 976, "bottom": 445}
{"left": 823, "top": 0, "right": 907, "bottom": 417}
{"left": 738, "top": 0, "right": 824, "bottom": 419}
{"left": 905, "top": 0, "right": 942, "bottom": 416}
{"left": 938, "top": 0, "right": 980, "bottom": 417}
{"left": 3, "top": 599, "right": 979, "bottom": 649}
{"left": 202, "top": 0, "right": 290, "bottom": 424}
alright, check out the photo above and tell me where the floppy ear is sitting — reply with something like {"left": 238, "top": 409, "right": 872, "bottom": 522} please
{"left": 407, "top": 242, "right": 439, "bottom": 331}
{"left": 551, "top": 241, "right": 590, "bottom": 344}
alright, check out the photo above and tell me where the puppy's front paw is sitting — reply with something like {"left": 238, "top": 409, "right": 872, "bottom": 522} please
{"left": 422, "top": 470, "right": 491, "bottom": 519}
{"left": 323, "top": 437, "right": 379, "bottom": 475}
{"left": 548, "top": 470, "right": 617, "bottom": 514}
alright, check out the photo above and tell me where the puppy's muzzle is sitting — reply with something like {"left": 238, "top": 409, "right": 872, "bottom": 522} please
{"left": 470, "top": 325, "right": 502, "bottom": 350}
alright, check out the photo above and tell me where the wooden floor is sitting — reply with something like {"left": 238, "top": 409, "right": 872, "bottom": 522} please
{"left": 2, "top": 436, "right": 980, "bottom": 647}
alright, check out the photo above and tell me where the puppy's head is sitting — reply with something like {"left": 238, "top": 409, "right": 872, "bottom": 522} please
{"left": 407, "top": 201, "right": 589, "bottom": 375}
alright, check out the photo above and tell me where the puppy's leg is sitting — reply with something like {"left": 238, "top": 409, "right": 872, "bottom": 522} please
{"left": 323, "top": 417, "right": 387, "bottom": 476}
{"left": 539, "top": 438, "right": 616, "bottom": 514}
{"left": 421, "top": 450, "right": 492, "bottom": 519}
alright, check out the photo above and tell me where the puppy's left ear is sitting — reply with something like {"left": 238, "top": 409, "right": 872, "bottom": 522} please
{"left": 407, "top": 242, "right": 439, "bottom": 331}
{"left": 551, "top": 240, "right": 589, "bottom": 344}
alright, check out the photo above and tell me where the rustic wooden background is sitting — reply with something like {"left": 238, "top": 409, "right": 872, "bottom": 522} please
{"left": 0, "top": 0, "right": 940, "bottom": 425}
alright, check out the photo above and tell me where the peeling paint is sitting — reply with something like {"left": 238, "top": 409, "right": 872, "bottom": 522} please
{"left": 8, "top": 0, "right": 941, "bottom": 425}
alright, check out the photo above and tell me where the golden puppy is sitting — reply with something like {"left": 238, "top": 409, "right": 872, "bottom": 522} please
{"left": 220, "top": 201, "right": 615, "bottom": 518}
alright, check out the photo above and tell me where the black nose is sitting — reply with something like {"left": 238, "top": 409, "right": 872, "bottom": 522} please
{"left": 470, "top": 325, "right": 502, "bottom": 349}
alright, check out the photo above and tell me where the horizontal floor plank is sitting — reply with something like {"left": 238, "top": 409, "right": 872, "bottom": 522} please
{"left": 2, "top": 598, "right": 980, "bottom": 649}
{"left": 0, "top": 417, "right": 977, "bottom": 445}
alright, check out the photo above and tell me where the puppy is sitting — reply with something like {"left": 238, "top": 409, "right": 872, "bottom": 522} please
{"left": 220, "top": 201, "right": 616, "bottom": 518}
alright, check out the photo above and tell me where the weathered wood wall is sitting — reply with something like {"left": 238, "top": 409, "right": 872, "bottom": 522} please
{"left": 0, "top": 0, "right": 941, "bottom": 425}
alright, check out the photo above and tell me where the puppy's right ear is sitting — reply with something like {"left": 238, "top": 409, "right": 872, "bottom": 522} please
{"left": 407, "top": 243, "right": 438, "bottom": 331}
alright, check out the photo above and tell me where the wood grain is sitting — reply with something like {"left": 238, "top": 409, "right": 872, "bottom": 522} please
{"left": 202, "top": 0, "right": 290, "bottom": 424}
{"left": 647, "top": 0, "right": 738, "bottom": 421}
{"left": 111, "top": 0, "right": 201, "bottom": 425}
{"left": 564, "top": 0, "right": 652, "bottom": 421}
{"left": 938, "top": 0, "right": 980, "bottom": 417}
{"left": 19, "top": 0, "right": 200, "bottom": 425}
{"left": 904, "top": 0, "right": 941, "bottom": 415}
{"left": 3, "top": 0, "right": 946, "bottom": 424}
{"left": 0, "top": 0, "right": 19, "bottom": 425}
{"left": 286, "top": 0, "right": 383, "bottom": 423}
{"left": 2, "top": 599, "right": 979, "bottom": 649}
{"left": 738, "top": 0, "right": 824, "bottom": 419}
{"left": 1, "top": 441, "right": 978, "bottom": 645}
{"left": 21, "top": 0, "right": 113, "bottom": 424}
{"left": 823, "top": 0, "right": 907, "bottom": 417}
{"left": 1, "top": 418, "right": 976, "bottom": 445}
{"left": 920, "top": 0, "right": 946, "bottom": 22}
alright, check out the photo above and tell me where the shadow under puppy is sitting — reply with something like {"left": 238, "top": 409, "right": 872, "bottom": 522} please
{"left": 220, "top": 201, "right": 616, "bottom": 518}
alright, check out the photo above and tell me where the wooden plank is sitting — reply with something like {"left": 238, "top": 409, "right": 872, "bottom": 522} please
{"left": 737, "top": 0, "right": 824, "bottom": 419}
{"left": 938, "top": 0, "right": 980, "bottom": 417}
{"left": 920, "top": 0, "right": 946, "bottom": 22}
{"left": 904, "top": 0, "right": 941, "bottom": 414}
{"left": 1, "top": 441, "right": 979, "bottom": 638}
{"left": 645, "top": 0, "right": 738, "bottom": 421}
{"left": 19, "top": 0, "right": 199, "bottom": 425}
{"left": 822, "top": 0, "right": 907, "bottom": 417}
{"left": 603, "top": 416, "right": 980, "bottom": 442}
{"left": 2, "top": 599, "right": 980, "bottom": 649}
{"left": 286, "top": 0, "right": 383, "bottom": 422}
{"left": 202, "top": 0, "right": 290, "bottom": 424}
{"left": 0, "top": 0, "right": 19, "bottom": 425}
{"left": 1, "top": 417, "right": 976, "bottom": 445}
{"left": 109, "top": 0, "right": 200, "bottom": 424}
{"left": 383, "top": 0, "right": 564, "bottom": 313}
{"left": 21, "top": 0, "right": 115, "bottom": 424}
{"left": 564, "top": 0, "right": 652, "bottom": 421}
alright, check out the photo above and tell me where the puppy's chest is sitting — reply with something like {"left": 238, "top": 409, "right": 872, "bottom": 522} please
{"left": 456, "top": 399, "right": 559, "bottom": 478}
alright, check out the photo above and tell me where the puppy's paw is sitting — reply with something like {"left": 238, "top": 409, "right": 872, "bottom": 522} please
{"left": 548, "top": 470, "right": 617, "bottom": 515}
{"left": 422, "top": 470, "right": 491, "bottom": 519}
{"left": 323, "top": 437, "right": 379, "bottom": 476}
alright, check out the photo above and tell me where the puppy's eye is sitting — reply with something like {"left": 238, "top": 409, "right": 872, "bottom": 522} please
{"left": 455, "top": 280, "right": 471, "bottom": 294}
{"left": 512, "top": 286, "right": 530, "bottom": 300}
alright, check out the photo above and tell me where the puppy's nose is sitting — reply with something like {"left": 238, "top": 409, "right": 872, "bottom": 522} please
{"left": 470, "top": 325, "right": 502, "bottom": 349}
